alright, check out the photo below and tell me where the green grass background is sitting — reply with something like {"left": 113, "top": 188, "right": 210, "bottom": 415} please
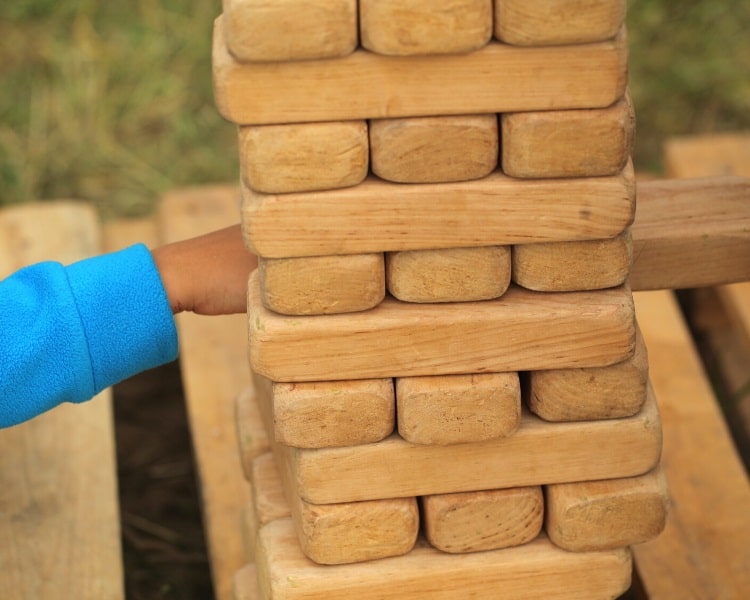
{"left": 1, "top": 0, "right": 748, "bottom": 217}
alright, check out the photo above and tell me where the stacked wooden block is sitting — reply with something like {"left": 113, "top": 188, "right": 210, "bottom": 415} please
{"left": 214, "top": 1, "right": 669, "bottom": 598}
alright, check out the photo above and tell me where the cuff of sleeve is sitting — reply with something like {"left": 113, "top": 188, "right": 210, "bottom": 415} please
{"left": 66, "top": 243, "right": 179, "bottom": 395}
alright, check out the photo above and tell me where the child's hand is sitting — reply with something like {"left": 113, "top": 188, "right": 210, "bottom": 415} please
{"left": 151, "top": 225, "right": 257, "bottom": 315}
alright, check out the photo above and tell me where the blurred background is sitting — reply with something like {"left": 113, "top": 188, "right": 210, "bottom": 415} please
{"left": 1, "top": 0, "right": 749, "bottom": 217}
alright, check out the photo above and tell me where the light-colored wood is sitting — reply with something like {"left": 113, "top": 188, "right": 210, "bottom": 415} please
{"left": 421, "top": 486, "right": 543, "bottom": 553}
{"left": 275, "top": 388, "right": 661, "bottom": 504}
{"left": 494, "top": 0, "right": 626, "bottom": 46}
{"left": 271, "top": 377, "right": 395, "bottom": 449}
{"left": 249, "top": 272, "right": 635, "bottom": 382}
{"left": 158, "top": 185, "right": 252, "bottom": 600}
{"left": 214, "top": 18, "right": 628, "bottom": 125}
{"left": 396, "top": 372, "right": 520, "bottom": 445}
{"left": 233, "top": 563, "right": 260, "bottom": 600}
{"left": 236, "top": 386, "right": 270, "bottom": 480}
{"left": 221, "top": 0, "right": 357, "bottom": 63}
{"left": 545, "top": 465, "right": 669, "bottom": 552}
{"left": 630, "top": 176, "right": 750, "bottom": 290}
{"left": 239, "top": 121, "right": 368, "bottom": 194}
{"left": 369, "top": 114, "right": 498, "bottom": 183}
{"left": 528, "top": 325, "right": 648, "bottom": 422}
{"left": 512, "top": 230, "right": 632, "bottom": 292}
{"left": 0, "top": 202, "right": 124, "bottom": 600}
{"left": 253, "top": 376, "right": 419, "bottom": 565}
{"left": 632, "top": 290, "right": 750, "bottom": 599}
{"left": 664, "top": 131, "right": 750, "bottom": 179}
{"left": 501, "top": 95, "right": 634, "bottom": 178}
{"left": 360, "top": 0, "right": 492, "bottom": 56}
{"left": 242, "top": 162, "right": 635, "bottom": 258}
{"left": 256, "top": 519, "right": 633, "bottom": 600}
{"left": 258, "top": 253, "right": 385, "bottom": 315}
{"left": 386, "top": 246, "right": 511, "bottom": 303}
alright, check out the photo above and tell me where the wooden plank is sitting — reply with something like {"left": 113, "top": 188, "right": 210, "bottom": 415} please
{"left": 0, "top": 202, "right": 124, "bottom": 600}
{"left": 157, "top": 185, "right": 252, "bottom": 600}
{"left": 242, "top": 162, "right": 635, "bottom": 258}
{"left": 664, "top": 131, "right": 750, "bottom": 179}
{"left": 494, "top": 0, "right": 626, "bottom": 46}
{"left": 386, "top": 246, "right": 511, "bottom": 303}
{"left": 512, "top": 230, "right": 631, "bottom": 292}
{"left": 249, "top": 272, "right": 636, "bottom": 382}
{"left": 630, "top": 176, "right": 750, "bottom": 290}
{"left": 396, "top": 372, "right": 521, "bottom": 445}
{"left": 214, "top": 18, "right": 628, "bottom": 125}
{"left": 501, "top": 95, "right": 634, "bottom": 178}
{"left": 258, "top": 253, "right": 385, "bottom": 315}
{"left": 221, "top": 0, "right": 357, "bottom": 63}
{"left": 360, "top": 0, "right": 492, "bottom": 56}
{"left": 236, "top": 386, "right": 270, "bottom": 480}
{"left": 239, "top": 121, "right": 368, "bottom": 194}
{"left": 545, "top": 464, "right": 669, "bottom": 552}
{"left": 275, "top": 388, "right": 661, "bottom": 504}
{"left": 527, "top": 325, "right": 648, "bottom": 422}
{"left": 421, "top": 486, "right": 543, "bottom": 553}
{"left": 632, "top": 290, "right": 750, "bottom": 599}
{"left": 369, "top": 114, "right": 498, "bottom": 183}
{"left": 256, "top": 519, "right": 632, "bottom": 600}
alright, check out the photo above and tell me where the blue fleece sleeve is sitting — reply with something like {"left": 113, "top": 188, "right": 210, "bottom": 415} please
{"left": 0, "top": 244, "right": 178, "bottom": 428}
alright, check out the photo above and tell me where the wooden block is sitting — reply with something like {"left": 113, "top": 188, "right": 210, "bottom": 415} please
{"left": 396, "top": 372, "right": 521, "bottom": 445}
{"left": 258, "top": 253, "right": 385, "bottom": 315}
{"left": 527, "top": 325, "right": 648, "bottom": 421}
{"left": 271, "top": 377, "right": 395, "bottom": 449}
{"left": 269, "top": 387, "right": 661, "bottom": 504}
{"left": 249, "top": 272, "right": 636, "bottom": 382}
{"left": 239, "top": 121, "right": 368, "bottom": 194}
{"left": 256, "top": 519, "right": 633, "bottom": 600}
{"left": 236, "top": 386, "right": 271, "bottom": 479}
{"left": 664, "top": 131, "right": 750, "bottom": 179}
{"left": 421, "top": 486, "right": 544, "bottom": 553}
{"left": 221, "top": 0, "right": 357, "bottom": 63}
{"left": 545, "top": 465, "right": 669, "bottom": 552}
{"left": 630, "top": 176, "right": 750, "bottom": 290}
{"left": 501, "top": 95, "right": 634, "bottom": 178}
{"left": 632, "top": 290, "right": 750, "bottom": 598}
{"left": 233, "top": 563, "right": 260, "bottom": 600}
{"left": 386, "top": 246, "right": 511, "bottom": 303}
{"left": 494, "top": 0, "right": 626, "bottom": 46}
{"left": 360, "top": 0, "right": 492, "bottom": 56}
{"left": 511, "top": 230, "right": 632, "bottom": 292}
{"left": 369, "top": 114, "right": 498, "bottom": 183}
{"left": 214, "top": 18, "right": 628, "bottom": 125}
{"left": 242, "top": 162, "right": 635, "bottom": 258}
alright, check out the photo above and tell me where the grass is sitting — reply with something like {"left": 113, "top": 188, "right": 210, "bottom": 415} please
{"left": 1, "top": 1, "right": 748, "bottom": 216}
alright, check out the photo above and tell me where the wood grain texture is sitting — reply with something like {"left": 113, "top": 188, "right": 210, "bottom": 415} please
{"left": 239, "top": 121, "right": 368, "bottom": 194}
{"left": 545, "top": 464, "right": 669, "bottom": 552}
{"left": 0, "top": 202, "right": 123, "bottom": 600}
{"left": 258, "top": 253, "right": 385, "bottom": 315}
{"left": 632, "top": 290, "right": 750, "bottom": 599}
{"left": 236, "top": 386, "right": 270, "bottom": 480}
{"left": 221, "top": 0, "right": 357, "bottom": 63}
{"left": 630, "top": 176, "right": 750, "bottom": 290}
{"left": 241, "top": 162, "right": 635, "bottom": 258}
{"left": 249, "top": 272, "right": 636, "bottom": 382}
{"left": 664, "top": 131, "right": 750, "bottom": 179}
{"left": 369, "top": 114, "right": 498, "bottom": 183}
{"left": 494, "top": 0, "right": 626, "bottom": 46}
{"left": 512, "top": 230, "right": 632, "bottom": 292}
{"left": 386, "top": 246, "right": 511, "bottom": 303}
{"left": 256, "top": 519, "right": 632, "bottom": 600}
{"left": 360, "top": 0, "right": 492, "bottom": 56}
{"left": 396, "top": 372, "right": 520, "bottom": 445}
{"left": 421, "top": 486, "right": 543, "bottom": 553}
{"left": 278, "top": 389, "right": 661, "bottom": 504}
{"left": 527, "top": 325, "right": 648, "bottom": 422}
{"left": 501, "top": 94, "right": 634, "bottom": 178}
{"left": 214, "top": 17, "right": 628, "bottom": 125}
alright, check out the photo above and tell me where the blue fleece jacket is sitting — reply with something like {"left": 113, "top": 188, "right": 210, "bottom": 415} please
{"left": 0, "top": 243, "right": 178, "bottom": 428}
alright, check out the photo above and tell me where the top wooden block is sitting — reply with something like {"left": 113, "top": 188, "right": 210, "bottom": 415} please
{"left": 213, "top": 17, "right": 628, "bottom": 125}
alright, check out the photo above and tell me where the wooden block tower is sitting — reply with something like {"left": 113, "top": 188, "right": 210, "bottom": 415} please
{"left": 212, "top": 1, "right": 669, "bottom": 597}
